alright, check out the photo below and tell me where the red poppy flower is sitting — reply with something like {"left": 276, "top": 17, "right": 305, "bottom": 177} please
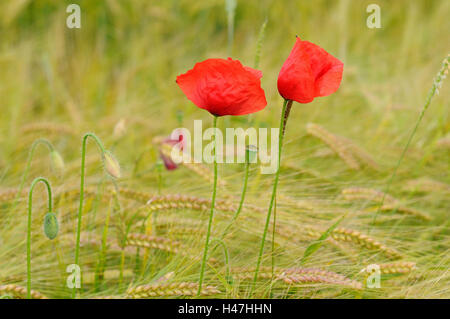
{"left": 277, "top": 37, "right": 343, "bottom": 103}
{"left": 176, "top": 58, "right": 267, "bottom": 116}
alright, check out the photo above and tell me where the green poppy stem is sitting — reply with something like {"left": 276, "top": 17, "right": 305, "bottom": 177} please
{"left": 72, "top": 133, "right": 107, "bottom": 299}
{"left": 27, "top": 177, "right": 53, "bottom": 299}
{"left": 220, "top": 161, "right": 250, "bottom": 240}
{"left": 251, "top": 99, "right": 292, "bottom": 295}
{"left": 197, "top": 115, "right": 218, "bottom": 295}
{"left": 8, "top": 139, "right": 55, "bottom": 226}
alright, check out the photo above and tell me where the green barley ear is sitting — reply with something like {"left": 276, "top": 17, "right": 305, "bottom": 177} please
{"left": 103, "top": 151, "right": 121, "bottom": 179}
{"left": 43, "top": 212, "right": 59, "bottom": 240}
{"left": 50, "top": 150, "right": 65, "bottom": 176}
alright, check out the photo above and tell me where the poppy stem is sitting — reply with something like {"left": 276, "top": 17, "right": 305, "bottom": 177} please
{"left": 251, "top": 99, "right": 292, "bottom": 295}
{"left": 7, "top": 139, "right": 55, "bottom": 228}
{"left": 73, "top": 133, "right": 107, "bottom": 299}
{"left": 27, "top": 177, "right": 53, "bottom": 299}
{"left": 198, "top": 116, "right": 219, "bottom": 295}
{"left": 220, "top": 160, "right": 250, "bottom": 240}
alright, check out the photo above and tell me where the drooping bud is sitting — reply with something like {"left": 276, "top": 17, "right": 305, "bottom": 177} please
{"left": 102, "top": 150, "right": 121, "bottom": 179}
{"left": 245, "top": 145, "right": 258, "bottom": 164}
{"left": 43, "top": 212, "right": 59, "bottom": 240}
{"left": 50, "top": 150, "right": 65, "bottom": 176}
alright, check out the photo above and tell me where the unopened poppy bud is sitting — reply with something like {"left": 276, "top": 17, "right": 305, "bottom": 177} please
{"left": 245, "top": 145, "right": 258, "bottom": 163}
{"left": 103, "top": 151, "right": 121, "bottom": 179}
{"left": 43, "top": 212, "right": 59, "bottom": 240}
{"left": 50, "top": 150, "right": 65, "bottom": 175}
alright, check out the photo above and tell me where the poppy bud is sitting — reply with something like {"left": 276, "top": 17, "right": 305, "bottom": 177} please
{"left": 245, "top": 145, "right": 258, "bottom": 164}
{"left": 43, "top": 212, "right": 59, "bottom": 240}
{"left": 50, "top": 150, "right": 65, "bottom": 176}
{"left": 103, "top": 151, "right": 121, "bottom": 179}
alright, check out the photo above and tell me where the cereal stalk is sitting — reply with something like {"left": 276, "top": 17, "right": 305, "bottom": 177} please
{"left": 371, "top": 54, "right": 449, "bottom": 229}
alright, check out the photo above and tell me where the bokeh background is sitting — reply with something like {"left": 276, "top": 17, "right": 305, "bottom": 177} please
{"left": 0, "top": 0, "right": 449, "bottom": 299}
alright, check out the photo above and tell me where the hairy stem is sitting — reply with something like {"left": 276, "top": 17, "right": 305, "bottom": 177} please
{"left": 198, "top": 116, "right": 218, "bottom": 295}
{"left": 27, "top": 177, "right": 52, "bottom": 299}
{"left": 73, "top": 133, "right": 106, "bottom": 299}
{"left": 8, "top": 139, "right": 54, "bottom": 227}
{"left": 251, "top": 99, "right": 292, "bottom": 295}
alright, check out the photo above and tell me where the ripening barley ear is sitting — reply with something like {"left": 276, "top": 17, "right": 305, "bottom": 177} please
{"left": 27, "top": 177, "right": 54, "bottom": 299}
{"left": 72, "top": 132, "right": 121, "bottom": 299}
{"left": 102, "top": 150, "right": 121, "bottom": 179}
{"left": 50, "top": 150, "right": 65, "bottom": 176}
{"left": 113, "top": 118, "right": 127, "bottom": 140}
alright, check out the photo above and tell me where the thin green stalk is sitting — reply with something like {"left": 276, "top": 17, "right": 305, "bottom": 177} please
{"left": 94, "top": 196, "right": 113, "bottom": 291}
{"left": 220, "top": 161, "right": 250, "bottom": 239}
{"left": 119, "top": 249, "right": 126, "bottom": 285}
{"left": 72, "top": 133, "right": 107, "bottom": 299}
{"left": 27, "top": 177, "right": 52, "bottom": 299}
{"left": 10, "top": 139, "right": 54, "bottom": 219}
{"left": 225, "top": 0, "right": 237, "bottom": 56}
{"left": 210, "top": 238, "right": 231, "bottom": 288}
{"left": 198, "top": 116, "right": 218, "bottom": 295}
{"left": 271, "top": 196, "right": 276, "bottom": 285}
{"left": 251, "top": 99, "right": 292, "bottom": 295}
{"left": 370, "top": 55, "right": 449, "bottom": 231}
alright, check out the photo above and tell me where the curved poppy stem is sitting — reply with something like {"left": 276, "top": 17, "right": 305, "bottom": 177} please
{"left": 27, "top": 177, "right": 53, "bottom": 299}
{"left": 72, "top": 133, "right": 107, "bottom": 299}
{"left": 198, "top": 116, "right": 218, "bottom": 296}
{"left": 251, "top": 99, "right": 292, "bottom": 296}
{"left": 8, "top": 139, "right": 55, "bottom": 224}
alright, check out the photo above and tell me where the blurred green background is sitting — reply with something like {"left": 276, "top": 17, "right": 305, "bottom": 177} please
{"left": 1, "top": 0, "right": 448, "bottom": 135}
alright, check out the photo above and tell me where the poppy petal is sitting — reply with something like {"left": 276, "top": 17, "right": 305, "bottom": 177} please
{"left": 277, "top": 37, "right": 343, "bottom": 103}
{"left": 301, "top": 41, "right": 344, "bottom": 97}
